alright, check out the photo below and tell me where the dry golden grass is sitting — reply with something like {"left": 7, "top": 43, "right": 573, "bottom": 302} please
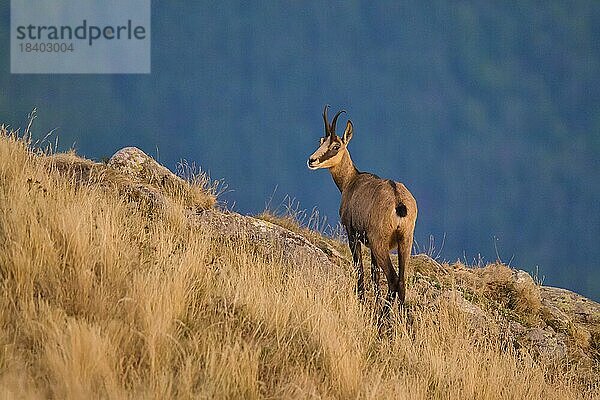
{"left": 0, "top": 127, "right": 598, "bottom": 399}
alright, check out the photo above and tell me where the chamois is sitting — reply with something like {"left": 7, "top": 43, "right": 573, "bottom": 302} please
{"left": 307, "top": 106, "right": 417, "bottom": 317}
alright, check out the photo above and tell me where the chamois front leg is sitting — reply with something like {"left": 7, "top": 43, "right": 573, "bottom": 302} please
{"left": 370, "top": 250, "right": 381, "bottom": 305}
{"left": 347, "top": 232, "right": 365, "bottom": 302}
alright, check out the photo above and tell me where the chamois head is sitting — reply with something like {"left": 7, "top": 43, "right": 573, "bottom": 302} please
{"left": 307, "top": 105, "right": 354, "bottom": 170}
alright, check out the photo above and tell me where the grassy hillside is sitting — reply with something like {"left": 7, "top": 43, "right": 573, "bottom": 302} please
{"left": 0, "top": 127, "right": 598, "bottom": 399}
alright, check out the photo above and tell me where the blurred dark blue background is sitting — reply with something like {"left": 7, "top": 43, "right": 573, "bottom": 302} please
{"left": 2, "top": 2, "right": 599, "bottom": 300}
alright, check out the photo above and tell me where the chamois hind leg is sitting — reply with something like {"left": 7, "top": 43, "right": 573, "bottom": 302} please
{"left": 397, "top": 234, "right": 413, "bottom": 307}
{"left": 373, "top": 247, "right": 399, "bottom": 322}
{"left": 347, "top": 232, "right": 365, "bottom": 302}
{"left": 370, "top": 250, "right": 381, "bottom": 305}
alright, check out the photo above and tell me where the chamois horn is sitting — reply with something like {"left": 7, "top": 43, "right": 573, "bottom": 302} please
{"left": 322, "top": 105, "right": 331, "bottom": 137}
{"left": 330, "top": 110, "right": 346, "bottom": 136}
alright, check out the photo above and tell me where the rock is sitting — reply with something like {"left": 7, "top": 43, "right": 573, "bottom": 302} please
{"left": 411, "top": 254, "right": 446, "bottom": 276}
{"left": 45, "top": 147, "right": 215, "bottom": 213}
{"left": 45, "top": 151, "right": 170, "bottom": 213}
{"left": 106, "top": 148, "right": 336, "bottom": 269}
{"left": 108, "top": 146, "right": 215, "bottom": 210}
{"left": 507, "top": 320, "right": 528, "bottom": 337}
{"left": 408, "top": 255, "right": 600, "bottom": 364}
{"left": 108, "top": 147, "right": 183, "bottom": 187}
{"left": 540, "top": 286, "right": 600, "bottom": 327}
{"left": 437, "top": 289, "right": 488, "bottom": 323}
{"left": 190, "top": 209, "right": 341, "bottom": 271}
{"left": 539, "top": 286, "right": 600, "bottom": 361}
{"left": 541, "top": 301, "right": 572, "bottom": 334}
{"left": 521, "top": 326, "right": 567, "bottom": 360}
{"left": 513, "top": 269, "right": 536, "bottom": 287}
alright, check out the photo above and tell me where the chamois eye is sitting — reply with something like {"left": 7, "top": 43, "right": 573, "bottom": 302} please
{"left": 332, "top": 143, "right": 340, "bottom": 150}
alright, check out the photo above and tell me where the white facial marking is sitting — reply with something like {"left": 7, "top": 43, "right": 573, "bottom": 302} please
{"left": 308, "top": 137, "right": 330, "bottom": 167}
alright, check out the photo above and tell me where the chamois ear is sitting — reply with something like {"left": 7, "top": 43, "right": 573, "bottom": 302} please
{"left": 342, "top": 120, "right": 353, "bottom": 143}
